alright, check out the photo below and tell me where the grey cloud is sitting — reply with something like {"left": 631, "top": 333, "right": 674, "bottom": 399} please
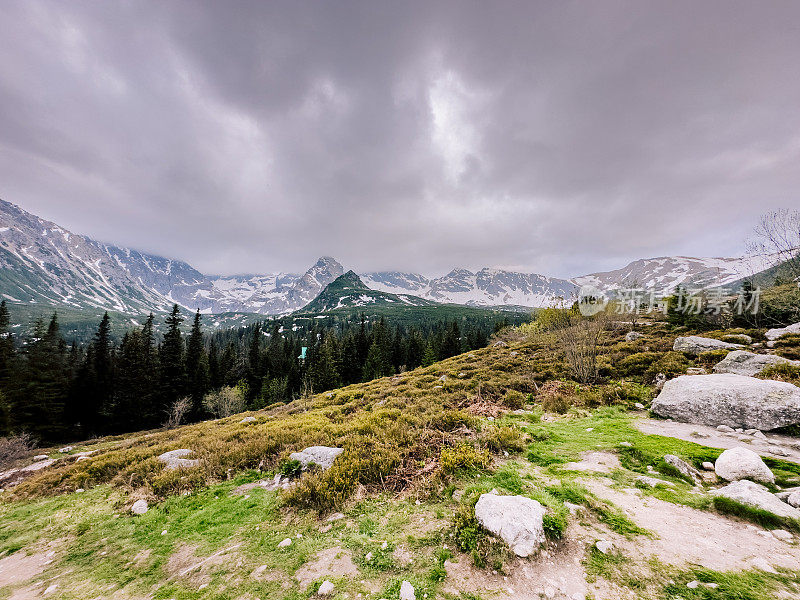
{"left": 1, "top": 0, "right": 798, "bottom": 278}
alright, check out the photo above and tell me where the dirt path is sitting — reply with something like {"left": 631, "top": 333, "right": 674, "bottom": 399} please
{"left": 581, "top": 477, "right": 800, "bottom": 572}
{"left": 635, "top": 418, "right": 800, "bottom": 465}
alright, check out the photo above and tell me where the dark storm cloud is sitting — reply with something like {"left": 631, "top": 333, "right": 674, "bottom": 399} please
{"left": 1, "top": 1, "right": 799, "bottom": 277}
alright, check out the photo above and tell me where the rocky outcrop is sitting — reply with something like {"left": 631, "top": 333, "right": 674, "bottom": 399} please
{"left": 663, "top": 455, "right": 703, "bottom": 484}
{"left": 474, "top": 493, "right": 546, "bottom": 557}
{"left": 712, "top": 480, "right": 800, "bottom": 520}
{"left": 673, "top": 336, "right": 743, "bottom": 355}
{"left": 625, "top": 331, "right": 644, "bottom": 342}
{"left": 289, "top": 446, "right": 343, "bottom": 471}
{"left": 765, "top": 322, "right": 800, "bottom": 341}
{"left": 712, "top": 350, "right": 799, "bottom": 377}
{"left": 158, "top": 449, "right": 201, "bottom": 470}
{"left": 651, "top": 373, "right": 800, "bottom": 431}
{"left": 714, "top": 447, "right": 774, "bottom": 484}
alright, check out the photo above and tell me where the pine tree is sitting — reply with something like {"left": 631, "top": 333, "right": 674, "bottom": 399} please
{"left": 159, "top": 305, "right": 187, "bottom": 413}
{"left": 185, "top": 310, "right": 209, "bottom": 414}
{"left": 0, "top": 300, "right": 14, "bottom": 383}
{"left": 92, "top": 312, "right": 114, "bottom": 431}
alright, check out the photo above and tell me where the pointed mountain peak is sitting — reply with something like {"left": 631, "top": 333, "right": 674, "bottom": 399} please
{"left": 327, "top": 270, "right": 369, "bottom": 291}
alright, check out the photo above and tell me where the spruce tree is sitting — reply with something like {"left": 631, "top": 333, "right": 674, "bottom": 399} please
{"left": 185, "top": 310, "right": 208, "bottom": 413}
{"left": 159, "top": 305, "right": 187, "bottom": 413}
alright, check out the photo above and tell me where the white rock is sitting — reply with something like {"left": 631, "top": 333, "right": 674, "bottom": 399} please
{"left": 673, "top": 336, "right": 743, "bottom": 355}
{"left": 240, "top": 416, "right": 257, "bottom": 423}
{"left": 788, "top": 491, "right": 800, "bottom": 508}
{"left": 687, "top": 581, "right": 700, "bottom": 589}
{"left": 625, "top": 331, "right": 644, "bottom": 342}
{"left": 712, "top": 480, "right": 800, "bottom": 520}
{"left": 717, "top": 424, "right": 735, "bottom": 433}
{"left": 686, "top": 367, "right": 707, "bottom": 375}
{"left": 474, "top": 494, "right": 546, "bottom": 557}
{"left": 58, "top": 446, "right": 73, "bottom": 453}
{"left": 399, "top": 580, "right": 416, "bottom": 600}
{"left": 702, "top": 462, "right": 715, "bottom": 471}
{"left": 33, "top": 454, "right": 48, "bottom": 461}
{"left": 714, "top": 447, "right": 774, "bottom": 484}
{"left": 765, "top": 322, "right": 800, "bottom": 341}
{"left": 772, "top": 529, "right": 793, "bottom": 542}
{"left": 651, "top": 373, "right": 800, "bottom": 431}
{"left": 751, "top": 557, "right": 778, "bottom": 574}
{"left": 158, "top": 449, "right": 200, "bottom": 470}
{"left": 664, "top": 454, "right": 703, "bottom": 483}
{"left": 634, "top": 403, "right": 645, "bottom": 410}
{"left": 317, "top": 580, "right": 335, "bottom": 596}
{"left": 43, "top": 584, "right": 58, "bottom": 595}
{"left": 713, "top": 350, "right": 799, "bottom": 377}
{"left": 288, "top": 446, "right": 343, "bottom": 470}
{"left": 595, "top": 540, "right": 613, "bottom": 554}
{"left": 636, "top": 475, "right": 675, "bottom": 488}
{"left": 131, "top": 499, "right": 149, "bottom": 515}
{"left": 278, "top": 537, "right": 292, "bottom": 548}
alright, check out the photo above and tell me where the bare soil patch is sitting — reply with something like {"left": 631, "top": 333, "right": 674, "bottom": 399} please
{"left": 294, "top": 546, "right": 359, "bottom": 586}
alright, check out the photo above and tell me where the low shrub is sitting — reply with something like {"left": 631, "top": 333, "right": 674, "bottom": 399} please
{"left": 481, "top": 426, "right": 527, "bottom": 454}
{"left": 451, "top": 503, "right": 510, "bottom": 571}
{"left": 758, "top": 362, "right": 800, "bottom": 386}
{"left": 440, "top": 444, "right": 491, "bottom": 475}
{"left": 502, "top": 390, "right": 526, "bottom": 409}
{"left": 644, "top": 351, "right": 692, "bottom": 381}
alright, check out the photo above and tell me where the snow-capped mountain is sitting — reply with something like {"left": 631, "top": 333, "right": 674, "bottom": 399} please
{"left": 361, "top": 269, "right": 578, "bottom": 307}
{"left": 573, "top": 255, "right": 776, "bottom": 292}
{"left": 0, "top": 199, "right": 776, "bottom": 318}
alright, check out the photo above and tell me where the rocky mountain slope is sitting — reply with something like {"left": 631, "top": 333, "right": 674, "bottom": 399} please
{"left": 0, "top": 199, "right": 775, "bottom": 317}
{"left": 298, "top": 270, "right": 435, "bottom": 313}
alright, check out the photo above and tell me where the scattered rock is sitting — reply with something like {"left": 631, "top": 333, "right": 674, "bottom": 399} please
{"left": 651, "top": 373, "right": 800, "bottom": 431}
{"left": 510, "top": 351, "right": 518, "bottom": 357}
{"left": 288, "top": 446, "right": 343, "bottom": 471}
{"left": 687, "top": 580, "right": 700, "bottom": 589}
{"left": 722, "top": 334, "right": 753, "bottom": 345}
{"left": 619, "top": 441, "right": 633, "bottom": 447}
{"left": 240, "top": 416, "right": 256, "bottom": 423}
{"left": 58, "top": 446, "right": 73, "bottom": 453}
{"left": 713, "top": 350, "right": 799, "bottom": 377}
{"left": 663, "top": 455, "right": 703, "bottom": 484}
{"left": 673, "top": 336, "right": 743, "bottom": 355}
{"left": 636, "top": 475, "right": 676, "bottom": 488}
{"left": 595, "top": 540, "right": 613, "bottom": 554}
{"left": 788, "top": 491, "right": 800, "bottom": 508}
{"left": 438, "top": 375, "right": 447, "bottom": 382}
{"left": 712, "top": 480, "right": 800, "bottom": 520}
{"left": 765, "top": 322, "right": 800, "bottom": 341}
{"left": 400, "top": 580, "right": 416, "bottom": 600}
{"left": 564, "top": 502, "right": 586, "bottom": 516}
{"left": 317, "top": 580, "right": 335, "bottom": 596}
{"left": 493, "top": 341, "right": 508, "bottom": 348}
{"left": 327, "top": 512, "right": 345, "bottom": 522}
{"left": 686, "top": 367, "right": 707, "bottom": 375}
{"left": 715, "top": 447, "right": 774, "bottom": 484}
{"left": 131, "top": 499, "right": 149, "bottom": 515}
{"left": 33, "top": 454, "right": 48, "bottom": 461}
{"left": 158, "top": 449, "right": 200, "bottom": 470}
{"left": 625, "top": 331, "right": 644, "bottom": 342}
{"left": 278, "top": 538, "right": 292, "bottom": 548}
{"left": 634, "top": 403, "right": 645, "bottom": 410}
{"left": 716, "top": 424, "right": 735, "bottom": 433}
{"left": 654, "top": 373, "right": 667, "bottom": 391}
{"left": 702, "top": 462, "right": 715, "bottom": 471}
{"left": 474, "top": 493, "right": 546, "bottom": 557}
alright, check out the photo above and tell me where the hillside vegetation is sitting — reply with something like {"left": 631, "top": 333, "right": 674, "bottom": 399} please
{"left": 2, "top": 317, "right": 800, "bottom": 599}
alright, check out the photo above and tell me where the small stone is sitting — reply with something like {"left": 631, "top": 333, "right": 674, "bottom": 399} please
{"left": 716, "top": 425, "right": 735, "bottom": 433}
{"left": 278, "top": 538, "right": 292, "bottom": 548}
{"left": 687, "top": 581, "right": 700, "bottom": 589}
{"left": 753, "top": 430, "right": 767, "bottom": 440}
{"left": 595, "top": 540, "right": 613, "bottom": 554}
{"left": 399, "top": 580, "right": 416, "bottom": 600}
{"left": 319, "top": 524, "right": 332, "bottom": 533}
{"left": 44, "top": 584, "right": 58, "bottom": 595}
{"left": 58, "top": 446, "right": 74, "bottom": 453}
{"left": 619, "top": 441, "right": 633, "bottom": 447}
{"left": 33, "top": 454, "right": 48, "bottom": 461}
{"left": 585, "top": 428, "right": 594, "bottom": 432}
{"left": 788, "top": 491, "right": 800, "bottom": 508}
{"left": 240, "top": 416, "right": 257, "bottom": 423}
{"left": 634, "top": 402, "right": 645, "bottom": 409}
{"left": 702, "top": 462, "right": 715, "bottom": 471}
{"left": 75, "top": 488, "right": 84, "bottom": 493}
{"left": 365, "top": 551, "right": 373, "bottom": 561}
{"left": 317, "top": 580, "right": 335, "bottom": 596}
{"left": 131, "top": 499, "right": 149, "bottom": 515}
{"left": 327, "top": 512, "right": 345, "bottom": 521}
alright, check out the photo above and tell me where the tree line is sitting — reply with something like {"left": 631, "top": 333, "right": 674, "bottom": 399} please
{"left": 0, "top": 301, "right": 509, "bottom": 442}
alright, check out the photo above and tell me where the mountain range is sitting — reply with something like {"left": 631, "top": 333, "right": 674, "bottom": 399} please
{"left": 0, "top": 199, "right": 775, "bottom": 318}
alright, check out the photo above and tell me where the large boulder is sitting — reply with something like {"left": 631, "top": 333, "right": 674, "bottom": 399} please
{"left": 158, "top": 449, "right": 200, "bottom": 470}
{"left": 474, "top": 493, "right": 546, "bottom": 557}
{"left": 712, "top": 480, "right": 800, "bottom": 520}
{"left": 673, "top": 336, "right": 743, "bottom": 355}
{"left": 714, "top": 447, "right": 774, "bottom": 484}
{"left": 651, "top": 373, "right": 800, "bottom": 431}
{"left": 713, "top": 350, "right": 799, "bottom": 377}
{"left": 765, "top": 322, "right": 800, "bottom": 341}
{"left": 289, "top": 446, "right": 343, "bottom": 471}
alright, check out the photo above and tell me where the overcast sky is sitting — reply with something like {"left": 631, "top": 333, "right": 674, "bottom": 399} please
{"left": 1, "top": 1, "right": 798, "bottom": 278}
